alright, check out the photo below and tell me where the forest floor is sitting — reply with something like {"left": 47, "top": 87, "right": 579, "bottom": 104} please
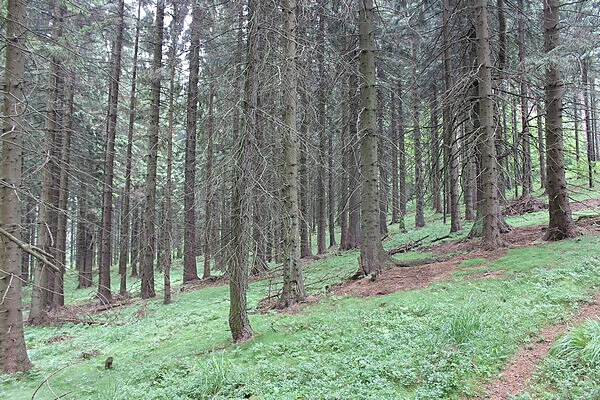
{"left": 2, "top": 183, "right": 600, "bottom": 400}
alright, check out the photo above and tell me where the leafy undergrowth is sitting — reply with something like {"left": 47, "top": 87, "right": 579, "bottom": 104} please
{"left": 513, "top": 319, "right": 600, "bottom": 400}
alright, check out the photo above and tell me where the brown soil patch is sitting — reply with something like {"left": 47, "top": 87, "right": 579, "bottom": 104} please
{"left": 330, "top": 260, "right": 461, "bottom": 297}
{"left": 330, "top": 214, "right": 600, "bottom": 299}
{"left": 474, "top": 292, "right": 600, "bottom": 400}
{"left": 570, "top": 196, "right": 600, "bottom": 212}
{"left": 464, "top": 270, "right": 506, "bottom": 280}
{"left": 430, "top": 224, "right": 546, "bottom": 256}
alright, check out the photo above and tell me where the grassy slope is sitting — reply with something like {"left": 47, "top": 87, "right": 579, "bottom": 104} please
{"left": 2, "top": 186, "right": 600, "bottom": 400}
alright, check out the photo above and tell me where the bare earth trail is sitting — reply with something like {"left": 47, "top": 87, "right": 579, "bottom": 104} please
{"left": 473, "top": 293, "right": 600, "bottom": 400}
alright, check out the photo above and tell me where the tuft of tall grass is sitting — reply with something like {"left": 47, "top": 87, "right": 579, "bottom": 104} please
{"left": 550, "top": 319, "right": 600, "bottom": 368}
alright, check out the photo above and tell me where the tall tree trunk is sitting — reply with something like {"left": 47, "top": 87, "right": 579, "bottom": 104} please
{"left": 0, "top": 0, "right": 32, "bottom": 373}
{"left": 141, "top": 0, "right": 165, "bottom": 298}
{"left": 54, "top": 73, "right": 74, "bottom": 307}
{"left": 574, "top": 94, "right": 580, "bottom": 168}
{"left": 390, "top": 90, "right": 400, "bottom": 223}
{"left": 229, "top": 0, "right": 257, "bottom": 343}
{"left": 328, "top": 134, "right": 336, "bottom": 247}
{"left": 377, "top": 69, "right": 389, "bottom": 235}
{"left": 443, "top": 0, "right": 461, "bottom": 233}
{"left": 543, "top": 0, "right": 575, "bottom": 240}
{"left": 278, "top": 0, "right": 306, "bottom": 308}
{"left": 316, "top": 8, "right": 327, "bottom": 254}
{"left": 476, "top": 0, "right": 502, "bottom": 248}
{"left": 397, "top": 80, "right": 406, "bottom": 232}
{"left": 412, "top": 40, "right": 425, "bottom": 228}
{"left": 204, "top": 81, "right": 216, "bottom": 279}
{"left": 183, "top": 1, "right": 201, "bottom": 283}
{"left": 298, "top": 99, "right": 312, "bottom": 258}
{"left": 164, "top": 1, "right": 186, "bottom": 303}
{"left": 357, "top": 0, "right": 394, "bottom": 276}
{"left": 347, "top": 70, "right": 361, "bottom": 248}
{"left": 98, "top": 0, "right": 125, "bottom": 304}
{"left": 119, "top": 0, "right": 142, "bottom": 295}
{"left": 430, "top": 85, "right": 443, "bottom": 214}
{"left": 536, "top": 101, "right": 547, "bottom": 189}
{"left": 582, "top": 59, "right": 594, "bottom": 188}
{"left": 518, "top": 0, "right": 532, "bottom": 197}
{"left": 30, "top": 0, "right": 63, "bottom": 324}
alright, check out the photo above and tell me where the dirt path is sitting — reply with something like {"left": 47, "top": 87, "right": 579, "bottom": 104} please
{"left": 474, "top": 293, "right": 600, "bottom": 400}
{"left": 330, "top": 223, "right": 547, "bottom": 298}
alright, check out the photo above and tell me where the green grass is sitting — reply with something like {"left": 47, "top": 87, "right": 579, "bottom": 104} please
{"left": 3, "top": 188, "right": 600, "bottom": 399}
{"left": 512, "top": 319, "right": 600, "bottom": 400}
{"left": 2, "top": 236, "right": 600, "bottom": 399}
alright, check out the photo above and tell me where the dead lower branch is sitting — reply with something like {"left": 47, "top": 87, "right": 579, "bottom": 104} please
{"left": 0, "top": 226, "right": 60, "bottom": 272}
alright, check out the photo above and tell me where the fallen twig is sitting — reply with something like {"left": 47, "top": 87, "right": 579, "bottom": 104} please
{"left": 431, "top": 234, "right": 451, "bottom": 243}
{"left": 387, "top": 235, "right": 430, "bottom": 256}
{"left": 393, "top": 255, "right": 452, "bottom": 268}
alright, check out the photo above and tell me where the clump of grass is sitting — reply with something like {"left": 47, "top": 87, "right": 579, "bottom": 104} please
{"left": 550, "top": 319, "right": 600, "bottom": 368}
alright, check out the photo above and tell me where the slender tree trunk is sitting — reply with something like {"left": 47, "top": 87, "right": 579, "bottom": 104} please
{"left": 543, "top": 0, "right": 575, "bottom": 240}
{"left": 54, "top": 73, "right": 74, "bottom": 307}
{"left": 377, "top": 68, "right": 389, "bottom": 235}
{"left": 98, "top": 0, "right": 124, "bottom": 304}
{"left": 574, "top": 94, "right": 580, "bottom": 167}
{"left": 229, "top": 0, "right": 257, "bottom": 343}
{"left": 397, "top": 80, "right": 406, "bottom": 232}
{"left": 130, "top": 208, "right": 139, "bottom": 277}
{"left": 412, "top": 40, "right": 425, "bottom": 228}
{"left": 298, "top": 99, "right": 312, "bottom": 258}
{"left": 204, "top": 82, "right": 216, "bottom": 279}
{"left": 390, "top": 90, "right": 400, "bottom": 223}
{"left": 537, "top": 102, "right": 547, "bottom": 189}
{"left": 141, "top": 0, "right": 165, "bottom": 299}
{"left": 119, "top": 0, "right": 141, "bottom": 295}
{"left": 164, "top": 2, "right": 185, "bottom": 303}
{"left": 443, "top": 0, "right": 461, "bottom": 233}
{"left": 518, "top": 0, "right": 532, "bottom": 197}
{"left": 0, "top": 0, "right": 32, "bottom": 373}
{"left": 278, "top": 0, "right": 306, "bottom": 308}
{"left": 476, "top": 0, "right": 502, "bottom": 248}
{"left": 183, "top": 1, "right": 201, "bottom": 283}
{"left": 339, "top": 72, "right": 350, "bottom": 250}
{"left": 430, "top": 85, "right": 443, "bottom": 214}
{"left": 357, "top": 0, "right": 394, "bottom": 276}
{"left": 328, "top": 134, "right": 336, "bottom": 247}
{"left": 582, "top": 59, "right": 594, "bottom": 188}
{"left": 316, "top": 8, "right": 327, "bottom": 254}
{"left": 347, "top": 70, "right": 361, "bottom": 248}
{"left": 30, "top": 0, "right": 63, "bottom": 324}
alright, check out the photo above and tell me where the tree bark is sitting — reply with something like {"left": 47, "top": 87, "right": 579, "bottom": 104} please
{"left": 442, "top": 0, "right": 461, "bottom": 233}
{"left": 278, "top": 0, "right": 306, "bottom": 308}
{"left": 183, "top": 0, "right": 201, "bottom": 283}
{"left": 475, "top": 0, "right": 502, "bottom": 248}
{"left": 30, "top": 0, "right": 63, "bottom": 324}
{"left": 229, "top": 0, "right": 257, "bottom": 342}
{"left": 0, "top": 0, "right": 32, "bottom": 373}
{"left": 582, "top": 58, "right": 594, "bottom": 188}
{"left": 119, "top": 0, "right": 142, "bottom": 295}
{"left": 98, "top": 0, "right": 125, "bottom": 304}
{"left": 517, "top": 0, "right": 532, "bottom": 198}
{"left": 141, "top": 0, "right": 165, "bottom": 299}
{"left": 543, "top": 0, "right": 575, "bottom": 240}
{"left": 357, "top": 0, "right": 394, "bottom": 276}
